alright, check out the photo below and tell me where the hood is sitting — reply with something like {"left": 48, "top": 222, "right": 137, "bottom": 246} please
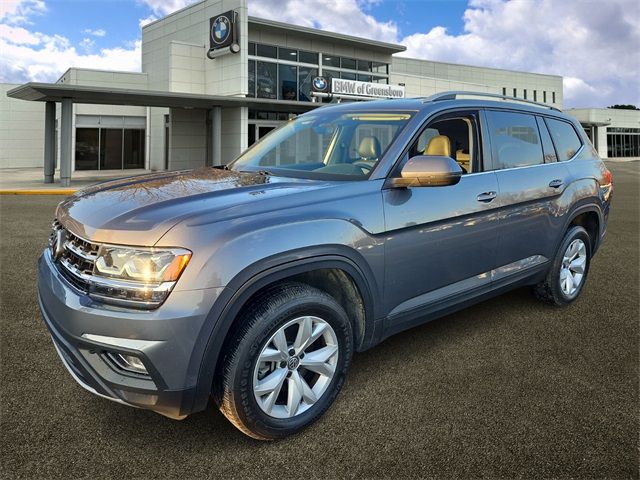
{"left": 57, "top": 168, "right": 329, "bottom": 245}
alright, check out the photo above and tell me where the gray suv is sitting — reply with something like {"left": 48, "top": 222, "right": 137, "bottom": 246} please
{"left": 38, "top": 92, "right": 612, "bottom": 439}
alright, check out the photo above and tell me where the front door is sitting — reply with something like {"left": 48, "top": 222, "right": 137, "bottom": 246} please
{"left": 383, "top": 110, "right": 501, "bottom": 324}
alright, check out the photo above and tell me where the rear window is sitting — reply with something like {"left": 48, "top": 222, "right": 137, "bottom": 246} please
{"left": 486, "top": 111, "right": 543, "bottom": 169}
{"left": 545, "top": 118, "right": 582, "bottom": 161}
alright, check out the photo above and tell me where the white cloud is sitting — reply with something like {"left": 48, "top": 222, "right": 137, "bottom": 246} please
{"left": 0, "top": 23, "right": 41, "bottom": 44}
{"left": 79, "top": 37, "right": 95, "bottom": 51}
{"left": 244, "top": 0, "right": 639, "bottom": 107}
{"left": 139, "top": 0, "right": 195, "bottom": 16}
{"left": 82, "top": 28, "right": 106, "bottom": 37}
{"left": 139, "top": 14, "right": 157, "bottom": 28}
{"left": 0, "top": 0, "right": 45, "bottom": 24}
{"left": 397, "top": 0, "right": 640, "bottom": 107}
{"left": 0, "top": 35, "right": 141, "bottom": 83}
{"left": 2, "top": 0, "right": 637, "bottom": 108}
{"left": 248, "top": 0, "right": 399, "bottom": 43}
{"left": 0, "top": 1, "right": 139, "bottom": 83}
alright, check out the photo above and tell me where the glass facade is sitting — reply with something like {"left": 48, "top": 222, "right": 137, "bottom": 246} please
{"left": 607, "top": 127, "right": 640, "bottom": 158}
{"left": 75, "top": 125, "right": 145, "bottom": 170}
{"left": 247, "top": 42, "right": 390, "bottom": 102}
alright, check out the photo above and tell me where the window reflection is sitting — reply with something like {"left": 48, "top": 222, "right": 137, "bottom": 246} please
{"left": 249, "top": 42, "right": 390, "bottom": 102}
{"left": 278, "top": 64, "right": 297, "bottom": 100}
{"left": 256, "top": 61, "right": 277, "bottom": 99}
{"left": 487, "top": 111, "right": 544, "bottom": 169}
{"left": 248, "top": 60, "right": 256, "bottom": 97}
{"left": 75, "top": 128, "right": 99, "bottom": 170}
{"left": 298, "top": 67, "right": 317, "bottom": 102}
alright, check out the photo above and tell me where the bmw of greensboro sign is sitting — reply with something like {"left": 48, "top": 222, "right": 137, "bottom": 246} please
{"left": 331, "top": 79, "right": 405, "bottom": 99}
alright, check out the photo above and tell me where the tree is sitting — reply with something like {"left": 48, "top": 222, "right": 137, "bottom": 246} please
{"left": 607, "top": 104, "right": 639, "bottom": 110}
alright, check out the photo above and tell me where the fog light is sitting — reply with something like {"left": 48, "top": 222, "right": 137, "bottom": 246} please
{"left": 107, "top": 352, "right": 149, "bottom": 375}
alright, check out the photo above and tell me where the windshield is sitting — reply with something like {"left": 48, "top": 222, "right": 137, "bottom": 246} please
{"left": 229, "top": 109, "right": 414, "bottom": 180}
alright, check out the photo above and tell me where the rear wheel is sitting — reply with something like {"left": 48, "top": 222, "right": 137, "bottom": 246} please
{"left": 214, "top": 282, "right": 353, "bottom": 440}
{"left": 533, "top": 226, "right": 591, "bottom": 306}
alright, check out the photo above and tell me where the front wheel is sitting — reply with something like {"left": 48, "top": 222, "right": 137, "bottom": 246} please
{"left": 533, "top": 225, "right": 591, "bottom": 306}
{"left": 214, "top": 282, "right": 353, "bottom": 440}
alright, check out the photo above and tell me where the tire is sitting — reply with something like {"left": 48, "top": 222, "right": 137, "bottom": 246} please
{"left": 533, "top": 225, "right": 591, "bottom": 306}
{"left": 214, "top": 282, "right": 353, "bottom": 440}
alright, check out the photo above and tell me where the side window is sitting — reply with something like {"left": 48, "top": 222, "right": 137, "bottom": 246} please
{"left": 545, "top": 118, "right": 583, "bottom": 161}
{"left": 486, "top": 111, "right": 543, "bottom": 169}
{"left": 411, "top": 113, "right": 479, "bottom": 174}
{"left": 536, "top": 116, "right": 558, "bottom": 163}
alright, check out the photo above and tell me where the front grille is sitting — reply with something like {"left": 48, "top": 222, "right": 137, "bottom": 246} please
{"left": 50, "top": 219, "right": 100, "bottom": 293}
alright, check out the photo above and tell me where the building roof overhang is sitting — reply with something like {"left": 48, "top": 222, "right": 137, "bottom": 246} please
{"left": 6, "top": 82, "right": 320, "bottom": 113}
{"left": 248, "top": 16, "right": 406, "bottom": 55}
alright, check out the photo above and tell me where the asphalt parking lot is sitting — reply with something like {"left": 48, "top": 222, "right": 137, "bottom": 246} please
{"left": 1, "top": 161, "right": 638, "bottom": 479}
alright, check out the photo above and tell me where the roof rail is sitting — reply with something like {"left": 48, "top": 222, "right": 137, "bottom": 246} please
{"left": 423, "top": 91, "right": 562, "bottom": 112}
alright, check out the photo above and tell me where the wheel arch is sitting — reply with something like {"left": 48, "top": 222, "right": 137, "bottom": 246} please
{"left": 562, "top": 202, "right": 603, "bottom": 255}
{"left": 188, "top": 248, "right": 380, "bottom": 414}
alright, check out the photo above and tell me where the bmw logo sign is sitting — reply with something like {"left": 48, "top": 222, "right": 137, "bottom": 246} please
{"left": 312, "top": 76, "right": 328, "bottom": 92}
{"left": 211, "top": 15, "right": 231, "bottom": 45}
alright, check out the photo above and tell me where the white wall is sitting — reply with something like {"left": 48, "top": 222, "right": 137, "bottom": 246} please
{"left": 391, "top": 57, "right": 563, "bottom": 108}
{"left": 148, "top": 107, "right": 169, "bottom": 170}
{"left": 221, "top": 106, "right": 247, "bottom": 163}
{"left": 141, "top": 0, "right": 248, "bottom": 96}
{"left": 169, "top": 41, "right": 206, "bottom": 94}
{"left": 168, "top": 107, "right": 207, "bottom": 170}
{"left": 566, "top": 108, "right": 640, "bottom": 158}
{"left": 0, "top": 84, "right": 45, "bottom": 169}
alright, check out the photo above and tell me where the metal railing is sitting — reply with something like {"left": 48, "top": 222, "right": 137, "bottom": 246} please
{"left": 423, "top": 91, "right": 561, "bottom": 112}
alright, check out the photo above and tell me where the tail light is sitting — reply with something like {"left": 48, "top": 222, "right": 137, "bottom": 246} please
{"left": 603, "top": 167, "right": 613, "bottom": 186}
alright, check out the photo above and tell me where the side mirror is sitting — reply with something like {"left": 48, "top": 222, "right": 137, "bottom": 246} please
{"left": 391, "top": 155, "right": 463, "bottom": 187}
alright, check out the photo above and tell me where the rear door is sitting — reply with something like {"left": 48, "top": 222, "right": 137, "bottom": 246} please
{"left": 486, "top": 109, "right": 571, "bottom": 278}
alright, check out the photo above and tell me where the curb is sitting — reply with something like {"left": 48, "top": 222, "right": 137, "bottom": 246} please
{"left": 0, "top": 189, "right": 78, "bottom": 195}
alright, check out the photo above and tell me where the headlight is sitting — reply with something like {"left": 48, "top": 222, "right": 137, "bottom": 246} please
{"left": 95, "top": 247, "right": 191, "bottom": 283}
{"left": 89, "top": 246, "right": 191, "bottom": 309}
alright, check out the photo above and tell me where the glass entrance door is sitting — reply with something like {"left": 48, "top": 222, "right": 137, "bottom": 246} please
{"left": 248, "top": 122, "right": 281, "bottom": 147}
{"left": 74, "top": 115, "right": 146, "bottom": 170}
{"left": 258, "top": 125, "right": 276, "bottom": 138}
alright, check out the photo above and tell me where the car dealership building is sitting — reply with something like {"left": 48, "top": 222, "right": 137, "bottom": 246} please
{"left": 2, "top": 0, "right": 635, "bottom": 186}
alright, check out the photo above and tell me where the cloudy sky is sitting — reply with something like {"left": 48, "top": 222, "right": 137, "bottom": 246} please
{"left": 1, "top": 0, "right": 638, "bottom": 107}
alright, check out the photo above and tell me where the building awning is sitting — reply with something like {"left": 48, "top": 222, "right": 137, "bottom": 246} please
{"left": 6, "top": 82, "right": 320, "bottom": 113}
{"left": 248, "top": 17, "right": 406, "bottom": 55}
{"left": 578, "top": 121, "right": 612, "bottom": 127}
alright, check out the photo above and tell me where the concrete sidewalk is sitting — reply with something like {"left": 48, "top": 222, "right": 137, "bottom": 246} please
{"left": 0, "top": 168, "right": 151, "bottom": 194}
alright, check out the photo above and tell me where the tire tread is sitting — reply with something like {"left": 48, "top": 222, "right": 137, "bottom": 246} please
{"left": 215, "top": 282, "right": 351, "bottom": 440}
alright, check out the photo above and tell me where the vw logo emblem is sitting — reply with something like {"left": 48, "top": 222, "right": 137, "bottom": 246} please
{"left": 312, "top": 76, "right": 328, "bottom": 92}
{"left": 211, "top": 15, "right": 230, "bottom": 44}
{"left": 52, "top": 229, "right": 66, "bottom": 261}
{"left": 287, "top": 357, "right": 300, "bottom": 370}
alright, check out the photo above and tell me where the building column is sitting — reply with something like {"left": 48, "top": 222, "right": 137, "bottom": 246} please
{"left": 60, "top": 98, "right": 73, "bottom": 187}
{"left": 43, "top": 101, "right": 56, "bottom": 183}
{"left": 596, "top": 126, "right": 608, "bottom": 158}
{"left": 211, "top": 106, "right": 222, "bottom": 166}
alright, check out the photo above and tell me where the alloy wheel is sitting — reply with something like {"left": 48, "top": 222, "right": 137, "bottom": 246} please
{"left": 559, "top": 238, "right": 587, "bottom": 296}
{"left": 253, "top": 316, "right": 339, "bottom": 419}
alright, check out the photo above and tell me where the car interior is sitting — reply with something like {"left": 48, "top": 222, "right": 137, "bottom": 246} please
{"left": 411, "top": 117, "right": 476, "bottom": 173}
{"left": 247, "top": 112, "right": 478, "bottom": 177}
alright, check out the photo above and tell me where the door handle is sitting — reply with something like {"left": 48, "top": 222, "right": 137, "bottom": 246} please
{"left": 548, "top": 179, "right": 564, "bottom": 189}
{"left": 476, "top": 191, "right": 497, "bottom": 203}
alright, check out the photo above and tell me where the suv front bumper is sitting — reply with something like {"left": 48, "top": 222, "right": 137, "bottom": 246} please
{"left": 37, "top": 249, "right": 223, "bottom": 419}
